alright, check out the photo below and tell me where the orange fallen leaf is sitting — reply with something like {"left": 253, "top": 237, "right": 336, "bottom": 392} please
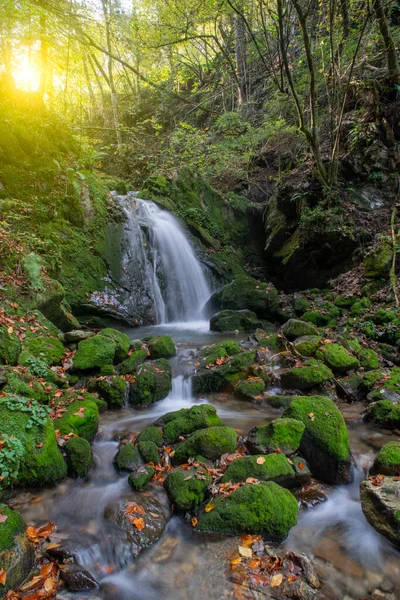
{"left": 256, "top": 457, "right": 265, "bottom": 465}
{"left": 204, "top": 503, "right": 215, "bottom": 513}
{"left": 231, "top": 557, "right": 242, "bottom": 565}
{"left": 297, "top": 462, "right": 305, "bottom": 470}
{"left": 131, "top": 517, "right": 145, "bottom": 530}
{"left": 0, "top": 568, "right": 6, "bottom": 585}
{"left": 270, "top": 573, "right": 283, "bottom": 587}
{"left": 191, "top": 517, "right": 198, "bottom": 527}
{"left": 249, "top": 559, "right": 260, "bottom": 569}
{"left": 238, "top": 546, "right": 252, "bottom": 558}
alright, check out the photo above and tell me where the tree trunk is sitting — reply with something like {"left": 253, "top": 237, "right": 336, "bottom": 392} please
{"left": 234, "top": 6, "right": 248, "bottom": 106}
{"left": 373, "top": 0, "right": 400, "bottom": 82}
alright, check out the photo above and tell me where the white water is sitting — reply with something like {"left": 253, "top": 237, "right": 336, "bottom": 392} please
{"left": 124, "top": 197, "right": 211, "bottom": 324}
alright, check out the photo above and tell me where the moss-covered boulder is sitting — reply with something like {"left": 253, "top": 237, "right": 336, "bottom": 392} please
{"left": 283, "top": 396, "right": 352, "bottom": 484}
{"left": 370, "top": 442, "right": 400, "bottom": 476}
{"left": 280, "top": 359, "right": 333, "bottom": 390}
{"left": 302, "top": 304, "right": 342, "bottom": 327}
{"left": 234, "top": 377, "right": 265, "bottom": 400}
{"left": 146, "top": 336, "right": 176, "bottom": 359}
{"left": 2, "top": 368, "right": 57, "bottom": 405}
{"left": 0, "top": 505, "right": 35, "bottom": 594}
{"left": 196, "top": 481, "right": 298, "bottom": 539}
{"left": 88, "top": 376, "right": 126, "bottom": 408}
{"left": 281, "top": 319, "right": 318, "bottom": 340}
{"left": 293, "top": 336, "right": 322, "bottom": 357}
{"left": 173, "top": 426, "right": 237, "bottom": 464}
{"left": 114, "top": 442, "right": 142, "bottom": 472}
{"left": 53, "top": 398, "right": 99, "bottom": 440}
{"left": 207, "top": 276, "right": 279, "bottom": 320}
{"left": 98, "top": 328, "right": 130, "bottom": 362}
{"left": 138, "top": 441, "right": 159, "bottom": 464}
{"left": 165, "top": 466, "right": 212, "bottom": 512}
{"left": 128, "top": 466, "right": 155, "bottom": 491}
{"left": 192, "top": 350, "right": 256, "bottom": 394}
{"left": 315, "top": 344, "right": 359, "bottom": 373}
{"left": 210, "top": 309, "right": 265, "bottom": 332}
{"left": 163, "top": 404, "right": 225, "bottom": 443}
{"left": 0, "top": 395, "right": 67, "bottom": 487}
{"left": 246, "top": 418, "right": 305, "bottom": 456}
{"left": 364, "top": 400, "right": 400, "bottom": 429}
{"left": 221, "top": 453, "right": 309, "bottom": 488}
{"left": 0, "top": 327, "right": 21, "bottom": 365}
{"left": 137, "top": 426, "right": 163, "bottom": 446}
{"left": 22, "top": 336, "right": 65, "bottom": 366}
{"left": 117, "top": 349, "right": 147, "bottom": 375}
{"left": 360, "top": 477, "right": 400, "bottom": 547}
{"left": 364, "top": 241, "right": 393, "bottom": 279}
{"left": 64, "top": 436, "right": 93, "bottom": 478}
{"left": 199, "top": 341, "right": 241, "bottom": 364}
{"left": 72, "top": 335, "right": 116, "bottom": 371}
{"left": 129, "top": 359, "right": 172, "bottom": 406}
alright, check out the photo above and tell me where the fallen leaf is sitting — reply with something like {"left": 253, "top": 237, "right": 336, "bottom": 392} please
{"left": 238, "top": 546, "right": 252, "bottom": 558}
{"left": 297, "top": 462, "right": 305, "bottom": 470}
{"left": 191, "top": 517, "right": 198, "bottom": 527}
{"left": 204, "top": 503, "right": 215, "bottom": 513}
{"left": 256, "top": 457, "right": 265, "bottom": 465}
{"left": 131, "top": 517, "right": 145, "bottom": 530}
{"left": 271, "top": 573, "right": 283, "bottom": 588}
{"left": 249, "top": 559, "right": 261, "bottom": 569}
{"left": 0, "top": 513, "right": 8, "bottom": 524}
{"left": 231, "top": 556, "right": 242, "bottom": 565}
{"left": 0, "top": 568, "right": 6, "bottom": 585}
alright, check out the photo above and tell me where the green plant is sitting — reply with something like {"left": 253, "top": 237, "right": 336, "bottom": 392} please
{"left": 0, "top": 434, "right": 25, "bottom": 487}
{"left": 24, "top": 356, "right": 50, "bottom": 379}
{"left": 1, "top": 395, "right": 50, "bottom": 429}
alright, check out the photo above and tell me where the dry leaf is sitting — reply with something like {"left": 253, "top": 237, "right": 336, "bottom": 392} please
{"left": 0, "top": 568, "right": 6, "bottom": 585}
{"left": 204, "top": 503, "right": 215, "bottom": 513}
{"left": 131, "top": 517, "right": 145, "bottom": 530}
{"left": 0, "top": 513, "right": 8, "bottom": 524}
{"left": 238, "top": 546, "right": 252, "bottom": 558}
{"left": 256, "top": 457, "right": 265, "bottom": 465}
{"left": 271, "top": 573, "right": 283, "bottom": 588}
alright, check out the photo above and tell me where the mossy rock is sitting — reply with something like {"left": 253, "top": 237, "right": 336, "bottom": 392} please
{"left": 165, "top": 466, "right": 212, "bottom": 512}
{"left": 246, "top": 418, "right": 305, "bottom": 456}
{"left": 199, "top": 341, "right": 241, "bottom": 364}
{"left": 146, "top": 336, "right": 176, "bottom": 359}
{"left": 88, "top": 376, "right": 126, "bottom": 408}
{"left": 137, "top": 426, "right": 163, "bottom": 446}
{"left": 293, "top": 336, "right": 322, "bottom": 357}
{"left": 221, "top": 453, "right": 309, "bottom": 488}
{"left": 0, "top": 327, "right": 21, "bottom": 365}
{"left": 64, "top": 436, "right": 93, "bottom": 478}
{"left": 22, "top": 336, "right": 65, "bottom": 366}
{"left": 364, "top": 242, "right": 393, "bottom": 278}
{"left": 280, "top": 359, "right": 333, "bottom": 390}
{"left": 129, "top": 359, "right": 172, "bottom": 406}
{"left": 0, "top": 396, "right": 67, "bottom": 487}
{"left": 53, "top": 398, "right": 99, "bottom": 441}
{"left": 138, "top": 441, "right": 159, "bottom": 464}
{"left": 196, "top": 481, "right": 298, "bottom": 540}
{"left": 281, "top": 319, "right": 318, "bottom": 340}
{"left": 173, "top": 426, "right": 237, "bottom": 464}
{"left": 82, "top": 391, "right": 108, "bottom": 413}
{"left": 128, "top": 466, "right": 155, "bottom": 491}
{"left": 283, "top": 395, "right": 352, "bottom": 484}
{"left": 350, "top": 297, "right": 372, "bottom": 316}
{"left": 266, "top": 395, "right": 297, "bottom": 409}
{"left": 114, "top": 442, "right": 142, "bottom": 472}
{"left": 234, "top": 377, "right": 265, "bottom": 400}
{"left": 2, "top": 369, "right": 57, "bottom": 405}
{"left": 333, "top": 295, "right": 357, "bottom": 308}
{"left": 360, "top": 369, "right": 387, "bottom": 393}
{"left": 257, "top": 333, "right": 281, "bottom": 353}
{"left": 163, "top": 404, "right": 224, "bottom": 443}
{"left": 192, "top": 350, "right": 256, "bottom": 394}
{"left": 315, "top": 344, "right": 359, "bottom": 373}
{"left": 364, "top": 400, "right": 400, "bottom": 429}
{"left": 98, "top": 328, "right": 130, "bottom": 362}
{"left": 370, "top": 442, "right": 400, "bottom": 476}
{"left": 0, "top": 505, "right": 35, "bottom": 594}
{"left": 72, "top": 335, "right": 116, "bottom": 372}
{"left": 372, "top": 309, "right": 397, "bottom": 325}
{"left": 117, "top": 349, "right": 147, "bottom": 375}
{"left": 210, "top": 309, "right": 264, "bottom": 333}
{"left": 294, "top": 297, "right": 311, "bottom": 315}
{"left": 100, "top": 364, "right": 115, "bottom": 376}
{"left": 302, "top": 307, "right": 341, "bottom": 327}
{"left": 206, "top": 275, "right": 279, "bottom": 320}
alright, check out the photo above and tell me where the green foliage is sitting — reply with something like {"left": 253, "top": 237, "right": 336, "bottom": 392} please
{"left": 0, "top": 434, "right": 25, "bottom": 487}
{"left": 24, "top": 356, "right": 52, "bottom": 379}
{"left": 1, "top": 394, "right": 49, "bottom": 430}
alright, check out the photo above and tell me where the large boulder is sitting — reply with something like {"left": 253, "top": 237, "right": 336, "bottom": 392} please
{"left": 164, "top": 466, "right": 212, "bottom": 512}
{"left": 196, "top": 481, "right": 298, "bottom": 540}
{"left": 146, "top": 336, "right": 176, "bottom": 359}
{"left": 293, "top": 335, "right": 322, "bottom": 357}
{"left": 53, "top": 397, "right": 99, "bottom": 441}
{"left": 206, "top": 275, "right": 279, "bottom": 320}
{"left": 0, "top": 395, "right": 67, "bottom": 487}
{"left": 162, "top": 404, "right": 224, "bottom": 443}
{"left": 192, "top": 350, "right": 256, "bottom": 394}
{"left": 370, "top": 442, "right": 400, "bottom": 476}
{"left": 210, "top": 310, "right": 264, "bottom": 333}
{"left": 364, "top": 400, "right": 400, "bottom": 429}
{"left": 221, "top": 453, "right": 310, "bottom": 488}
{"left": 281, "top": 319, "right": 318, "bottom": 340}
{"left": 360, "top": 477, "right": 400, "bottom": 547}
{"left": 0, "top": 505, "right": 35, "bottom": 594}
{"left": 114, "top": 442, "right": 142, "bottom": 472}
{"left": 22, "top": 335, "right": 65, "bottom": 366}
{"left": 0, "top": 327, "right": 20, "bottom": 365}
{"left": 283, "top": 395, "right": 352, "bottom": 484}
{"left": 98, "top": 328, "right": 131, "bottom": 362}
{"left": 72, "top": 335, "right": 116, "bottom": 371}
{"left": 129, "top": 359, "right": 172, "bottom": 406}
{"left": 315, "top": 343, "right": 359, "bottom": 373}
{"left": 234, "top": 377, "right": 265, "bottom": 400}
{"left": 173, "top": 426, "right": 237, "bottom": 463}
{"left": 280, "top": 359, "right": 333, "bottom": 390}
{"left": 64, "top": 437, "right": 93, "bottom": 478}
{"left": 246, "top": 418, "right": 305, "bottom": 456}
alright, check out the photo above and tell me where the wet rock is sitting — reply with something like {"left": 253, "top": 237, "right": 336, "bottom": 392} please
{"left": 128, "top": 466, "right": 155, "bottom": 491}
{"left": 281, "top": 319, "right": 318, "bottom": 340}
{"left": 64, "top": 330, "right": 94, "bottom": 343}
{"left": 146, "top": 335, "right": 176, "bottom": 359}
{"left": 192, "top": 350, "right": 256, "bottom": 394}
{"left": 363, "top": 400, "right": 400, "bottom": 429}
{"left": 280, "top": 359, "right": 334, "bottom": 390}
{"left": 60, "top": 563, "right": 98, "bottom": 591}
{"left": 210, "top": 309, "right": 265, "bottom": 332}
{"left": 164, "top": 466, "right": 212, "bottom": 512}
{"left": 173, "top": 426, "right": 237, "bottom": 464}
{"left": 199, "top": 340, "right": 241, "bottom": 363}
{"left": 370, "top": 442, "right": 400, "bottom": 476}
{"left": 64, "top": 436, "right": 93, "bottom": 478}
{"left": 294, "top": 482, "right": 328, "bottom": 508}
{"left": 162, "top": 404, "right": 224, "bottom": 444}
{"left": 88, "top": 375, "right": 127, "bottom": 408}
{"left": 246, "top": 418, "right": 305, "bottom": 455}
{"left": 129, "top": 359, "right": 172, "bottom": 406}
{"left": 138, "top": 441, "right": 159, "bottom": 464}
{"left": 114, "top": 442, "right": 142, "bottom": 472}
{"left": 360, "top": 477, "right": 400, "bottom": 547}
{"left": 221, "top": 453, "right": 310, "bottom": 488}
{"left": 117, "top": 349, "right": 147, "bottom": 375}
{"left": 234, "top": 377, "right": 265, "bottom": 400}
{"left": 137, "top": 426, "right": 163, "bottom": 445}
{"left": 0, "top": 505, "right": 35, "bottom": 594}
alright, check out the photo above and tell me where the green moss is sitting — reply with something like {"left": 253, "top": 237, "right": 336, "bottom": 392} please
{"left": 283, "top": 395, "right": 351, "bottom": 484}
{"left": 173, "top": 426, "right": 237, "bottom": 463}
{"left": 3, "top": 370, "right": 57, "bottom": 405}
{"left": 280, "top": 359, "right": 333, "bottom": 390}
{"left": 163, "top": 404, "right": 224, "bottom": 443}
{"left": 350, "top": 297, "right": 372, "bottom": 316}
{"left": 294, "top": 297, "right": 311, "bottom": 315}
{"left": 334, "top": 295, "right": 357, "bottom": 308}
{"left": 281, "top": 319, "right": 318, "bottom": 339}
{"left": 208, "top": 275, "right": 279, "bottom": 320}
{"left": 199, "top": 341, "right": 241, "bottom": 364}
{"left": 315, "top": 344, "right": 359, "bottom": 373}
{"left": 257, "top": 333, "right": 281, "bottom": 353}
{"left": 64, "top": 437, "right": 93, "bottom": 478}
{"left": 22, "top": 336, "right": 65, "bottom": 366}
{"left": 100, "top": 364, "right": 115, "bottom": 376}
{"left": 146, "top": 336, "right": 176, "bottom": 359}
{"left": 372, "top": 309, "right": 397, "bottom": 325}
{"left": 364, "top": 242, "right": 392, "bottom": 278}
{"left": 53, "top": 398, "right": 99, "bottom": 440}
{"left": 293, "top": 335, "right": 322, "bottom": 356}
{"left": 222, "top": 453, "right": 297, "bottom": 486}
{"left": 247, "top": 418, "right": 305, "bottom": 456}
{"left": 364, "top": 400, "right": 400, "bottom": 429}
{"left": 165, "top": 466, "right": 212, "bottom": 512}
{"left": 302, "top": 305, "right": 341, "bottom": 327}
{"left": 128, "top": 466, "right": 155, "bottom": 491}
{"left": 192, "top": 350, "right": 256, "bottom": 393}
{"left": 210, "top": 309, "right": 263, "bottom": 332}
{"left": 137, "top": 426, "right": 163, "bottom": 446}
{"left": 197, "top": 481, "right": 298, "bottom": 540}
{"left": 371, "top": 442, "right": 400, "bottom": 476}
{"left": 98, "top": 329, "right": 130, "bottom": 363}
{"left": 0, "top": 397, "right": 67, "bottom": 487}
{"left": 89, "top": 376, "right": 126, "bottom": 408}
{"left": 234, "top": 378, "right": 265, "bottom": 400}
{"left": 0, "top": 505, "right": 25, "bottom": 552}
{"left": 72, "top": 335, "right": 116, "bottom": 371}
{"left": 114, "top": 442, "right": 141, "bottom": 472}
{"left": 0, "top": 328, "right": 21, "bottom": 365}
{"left": 129, "top": 359, "right": 172, "bottom": 406}
{"left": 360, "top": 369, "right": 386, "bottom": 393}
{"left": 117, "top": 349, "right": 147, "bottom": 375}
{"left": 138, "top": 441, "right": 159, "bottom": 464}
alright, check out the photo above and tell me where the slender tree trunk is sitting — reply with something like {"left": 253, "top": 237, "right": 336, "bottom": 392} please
{"left": 39, "top": 12, "right": 48, "bottom": 98}
{"left": 373, "top": 0, "right": 400, "bottom": 82}
{"left": 235, "top": 9, "right": 247, "bottom": 106}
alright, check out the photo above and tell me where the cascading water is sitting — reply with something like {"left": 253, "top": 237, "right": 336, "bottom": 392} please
{"left": 93, "top": 194, "right": 212, "bottom": 326}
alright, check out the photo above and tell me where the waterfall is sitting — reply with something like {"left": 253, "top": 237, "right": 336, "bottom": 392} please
{"left": 97, "top": 194, "right": 211, "bottom": 325}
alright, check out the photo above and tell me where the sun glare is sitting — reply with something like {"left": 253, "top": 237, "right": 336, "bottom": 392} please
{"left": 12, "top": 53, "right": 41, "bottom": 92}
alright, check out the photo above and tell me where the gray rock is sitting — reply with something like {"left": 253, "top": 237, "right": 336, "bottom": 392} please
{"left": 360, "top": 477, "right": 400, "bottom": 547}
{"left": 64, "top": 330, "right": 95, "bottom": 343}
{"left": 60, "top": 563, "right": 98, "bottom": 591}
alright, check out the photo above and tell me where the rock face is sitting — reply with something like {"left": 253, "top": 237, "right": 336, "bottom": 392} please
{"left": 210, "top": 309, "right": 265, "bottom": 332}
{"left": 360, "top": 477, "right": 400, "bottom": 547}
{"left": 246, "top": 418, "right": 305, "bottom": 456}
{"left": 197, "top": 481, "right": 298, "bottom": 540}
{"left": 0, "top": 505, "right": 35, "bottom": 593}
{"left": 283, "top": 396, "right": 353, "bottom": 484}
{"left": 370, "top": 442, "right": 400, "bottom": 476}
